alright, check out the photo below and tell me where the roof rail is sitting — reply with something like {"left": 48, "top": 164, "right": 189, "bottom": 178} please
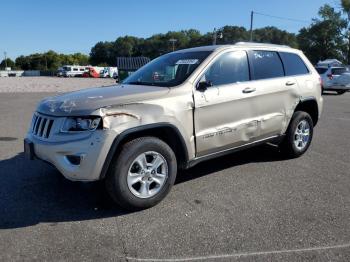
{"left": 235, "top": 42, "right": 291, "bottom": 48}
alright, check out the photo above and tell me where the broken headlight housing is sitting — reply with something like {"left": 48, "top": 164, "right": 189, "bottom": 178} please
{"left": 61, "top": 116, "right": 102, "bottom": 132}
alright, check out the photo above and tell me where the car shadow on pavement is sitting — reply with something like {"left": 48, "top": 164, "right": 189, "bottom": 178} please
{"left": 0, "top": 144, "right": 285, "bottom": 229}
{"left": 0, "top": 153, "right": 129, "bottom": 229}
{"left": 322, "top": 92, "right": 344, "bottom": 96}
{"left": 176, "top": 143, "right": 286, "bottom": 184}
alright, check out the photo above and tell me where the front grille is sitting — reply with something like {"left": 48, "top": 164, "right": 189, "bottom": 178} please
{"left": 31, "top": 114, "right": 55, "bottom": 139}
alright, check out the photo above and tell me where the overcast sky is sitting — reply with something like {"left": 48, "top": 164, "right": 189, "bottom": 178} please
{"left": 1, "top": 0, "right": 335, "bottom": 59}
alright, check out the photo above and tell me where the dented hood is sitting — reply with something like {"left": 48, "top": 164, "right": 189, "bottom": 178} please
{"left": 37, "top": 84, "right": 170, "bottom": 116}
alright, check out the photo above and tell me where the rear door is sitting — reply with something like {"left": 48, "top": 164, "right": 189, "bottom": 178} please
{"left": 246, "top": 50, "right": 300, "bottom": 138}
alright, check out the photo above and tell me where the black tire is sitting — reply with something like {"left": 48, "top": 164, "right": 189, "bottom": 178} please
{"left": 337, "top": 90, "right": 347, "bottom": 95}
{"left": 105, "top": 137, "right": 177, "bottom": 211}
{"left": 280, "top": 111, "right": 314, "bottom": 158}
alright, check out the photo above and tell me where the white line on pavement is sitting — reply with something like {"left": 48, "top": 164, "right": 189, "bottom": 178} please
{"left": 126, "top": 243, "right": 350, "bottom": 261}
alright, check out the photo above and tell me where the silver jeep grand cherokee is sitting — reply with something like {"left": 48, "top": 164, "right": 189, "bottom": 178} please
{"left": 25, "top": 43, "right": 323, "bottom": 210}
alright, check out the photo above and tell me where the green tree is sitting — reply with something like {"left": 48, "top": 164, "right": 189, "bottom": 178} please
{"left": 89, "top": 41, "right": 113, "bottom": 66}
{"left": 298, "top": 4, "right": 347, "bottom": 64}
{"left": 341, "top": 0, "right": 350, "bottom": 63}
{"left": 216, "top": 26, "right": 249, "bottom": 45}
{"left": 0, "top": 58, "right": 16, "bottom": 69}
{"left": 70, "top": 53, "right": 90, "bottom": 65}
{"left": 113, "top": 36, "right": 140, "bottom": 57}
{"left": 253, "top": 27, "right": 298, "bottom": 47}
{"left": 15, "top": 51, "right": 90, "bottom": 70}
{"left": 15, "top": 55, "right": 31, "bottom": 70}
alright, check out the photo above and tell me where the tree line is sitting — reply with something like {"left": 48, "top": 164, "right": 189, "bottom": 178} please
{"left": 89, "top": 26, "right": 298, "bottom": 66}
{"left": 0, "top": 51, "right": 89, "bottom": 71}
{"left": 2, "top": 2, "right": 350, "bottom": 70}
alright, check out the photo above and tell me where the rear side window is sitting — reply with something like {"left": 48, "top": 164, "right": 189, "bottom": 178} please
{"left": 203, "top": 51, "right": 250, "bottom": 86}
{"left": 249, "top": 51, "right": 284, "bottom": 80}
{"left": 331, "top": 68, "right": 347, "bottom": 75}
{"left": 279, "top": 52, "right": 309, "bottom": 76}
{"left": 315, "top": 67, "right": 328, "bottom": 74}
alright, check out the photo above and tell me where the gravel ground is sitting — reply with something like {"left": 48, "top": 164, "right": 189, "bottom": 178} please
{"left": 0, "top": 77, "right": 116, "bottom": 93}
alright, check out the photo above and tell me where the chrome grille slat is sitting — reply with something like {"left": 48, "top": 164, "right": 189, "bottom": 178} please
{"left": 42, "top": 119, "right": 50, "bottom": 138}
{"left": 34, "top": 117, "right": 42, "bottom": 135}
{"left": 31, "top": 115, "right": 38, "bottom": 132}
{"left": 31, "top": 113, "right": 55, "bottom": 139}
{"left": 39, "top": 118, "right": 47, "bottom": 137}
{"left": 38, "top": 118, "right": 45, "bottom": 136}
{"left": 45, "top": 120, "right": 54, "bottom": 138}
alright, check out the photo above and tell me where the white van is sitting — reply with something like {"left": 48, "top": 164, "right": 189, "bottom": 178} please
{"left": 61, "top": 65, "right": 88, "bottom": 77}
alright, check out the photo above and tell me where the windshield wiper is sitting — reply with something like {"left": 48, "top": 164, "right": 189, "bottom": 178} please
{"left": 125, "top": 81, "right": 156, "bottom": 86}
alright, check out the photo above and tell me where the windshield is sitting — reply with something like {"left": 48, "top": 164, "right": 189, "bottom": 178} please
{"left": 123, "top": 51, "right": 212, "bottom": 87}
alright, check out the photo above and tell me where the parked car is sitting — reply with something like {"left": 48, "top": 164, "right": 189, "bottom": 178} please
{"left": 25, "top": 43, "right": 323, "bottom": 210}
{"left": 100, "top": 67, "right": 118, "bottom": 78}
{"left": 315, "top": 66, "right": 350, "bottom": 95}
{"left": 56, "top": 67, "right": 64, "bottom": 77}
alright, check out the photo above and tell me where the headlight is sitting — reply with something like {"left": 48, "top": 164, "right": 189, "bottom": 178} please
{"left": 61, "top": 116, "right": 101, "bottom": 132}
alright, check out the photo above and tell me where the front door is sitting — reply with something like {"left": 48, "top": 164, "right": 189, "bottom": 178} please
{"left": 193, "top": 50, "right": 261, "bottom": 157}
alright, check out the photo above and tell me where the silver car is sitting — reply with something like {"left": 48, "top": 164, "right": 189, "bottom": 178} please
{"left": 25, "top": 43, "right": 323, "bottom": 210}
{"left": 316, "top": 66, "right": 350, "bottom": 94}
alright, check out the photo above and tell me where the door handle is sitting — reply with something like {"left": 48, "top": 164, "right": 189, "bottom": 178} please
{"left": 242, "top": 87, "right": 256, "bottom": 93}
{"left": 286, "top": 81, "right": 296, "bottom": 86}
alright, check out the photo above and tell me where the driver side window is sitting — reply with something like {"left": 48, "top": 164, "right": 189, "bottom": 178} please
{"left": 202, "top": 51, "right": 250, "bottom": 86}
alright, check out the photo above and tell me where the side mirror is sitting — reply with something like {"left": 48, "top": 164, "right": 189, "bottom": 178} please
{"left": 197, "top": 80, "right": 212, "bottom": 91}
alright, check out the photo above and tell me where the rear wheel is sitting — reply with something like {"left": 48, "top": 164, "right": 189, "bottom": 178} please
{"left": 106, "top": 137, "right": 177, "bottom": 210}
{"left": 280, "top": 111, "right": 313, "bottom": 158}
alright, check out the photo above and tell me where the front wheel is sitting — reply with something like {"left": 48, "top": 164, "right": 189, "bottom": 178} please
{"left": 280, "top": 111, "right": 314, "bottom": 158}
{"left": 106, "top": 137, "right": 177, "bottom": 210}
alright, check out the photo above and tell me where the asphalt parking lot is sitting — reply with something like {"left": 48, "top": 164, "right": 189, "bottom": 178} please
{"left": 0, "top": 91, "right": 350, "bottom": 261}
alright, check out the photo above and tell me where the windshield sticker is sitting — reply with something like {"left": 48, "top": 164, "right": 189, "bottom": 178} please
{"left": 175, "top": 59, "right": 199, "bottom": 65}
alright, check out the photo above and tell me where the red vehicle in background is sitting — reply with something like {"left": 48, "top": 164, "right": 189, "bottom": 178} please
{"left": 82, "top": 66, "right": 104, "bottom": 78}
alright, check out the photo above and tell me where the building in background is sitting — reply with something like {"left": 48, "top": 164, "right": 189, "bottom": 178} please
{"left": 116, "top": 57, "right": 150, "bottom": 80}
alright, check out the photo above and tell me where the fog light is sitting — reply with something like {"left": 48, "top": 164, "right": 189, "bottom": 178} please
{"left": 66, "top": 155, "right": 81, "bottom": 165}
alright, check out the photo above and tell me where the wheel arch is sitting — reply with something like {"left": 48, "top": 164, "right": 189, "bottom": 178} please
{"left": 100, "top": 123, "right": 189, "bottom": 179}
{"left": 294, "top": 97, "right": 319, "bottom": 126}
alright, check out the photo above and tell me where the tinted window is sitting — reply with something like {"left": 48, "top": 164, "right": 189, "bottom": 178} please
{"left": 315, "top": 67, "right": 328, "bottom": 74}
{"left": 280, "top": 52, "right": 309, "bottom": 76}
{"left": 331, "top": 67, "right": 347, "bottom": 75}
{"left": 202, "top": 51, "right": 249, "bottom": 86}
{"left": 250, "top": 51, "right": 284, "bottom": 80}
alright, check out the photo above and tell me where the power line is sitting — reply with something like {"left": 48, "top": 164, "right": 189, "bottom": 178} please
{"left": 253, "top": 11, "right": 310, "bottom": 24}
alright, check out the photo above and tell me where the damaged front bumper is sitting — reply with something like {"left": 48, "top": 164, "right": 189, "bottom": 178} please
{"left": 25, "top": 127, "right": 116, "bottom": 182}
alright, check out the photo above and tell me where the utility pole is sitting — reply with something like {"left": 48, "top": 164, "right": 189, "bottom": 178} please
{"left": 4, "top": 52, "right": 7, "bottom": 68}
{"left": 213, "top": 28, "right": 217, "bottom": 45}
{"left": 45, "top": 54, "right": 48, "bottom": 70}
{"left": 169, "top": 38, "right": 177, "bottom": 52}
{"left": 213, "top": 28, "right": 223, "bottom": 45}
{"left": 250, "top": 11, "right": 254, "bottom": 42}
